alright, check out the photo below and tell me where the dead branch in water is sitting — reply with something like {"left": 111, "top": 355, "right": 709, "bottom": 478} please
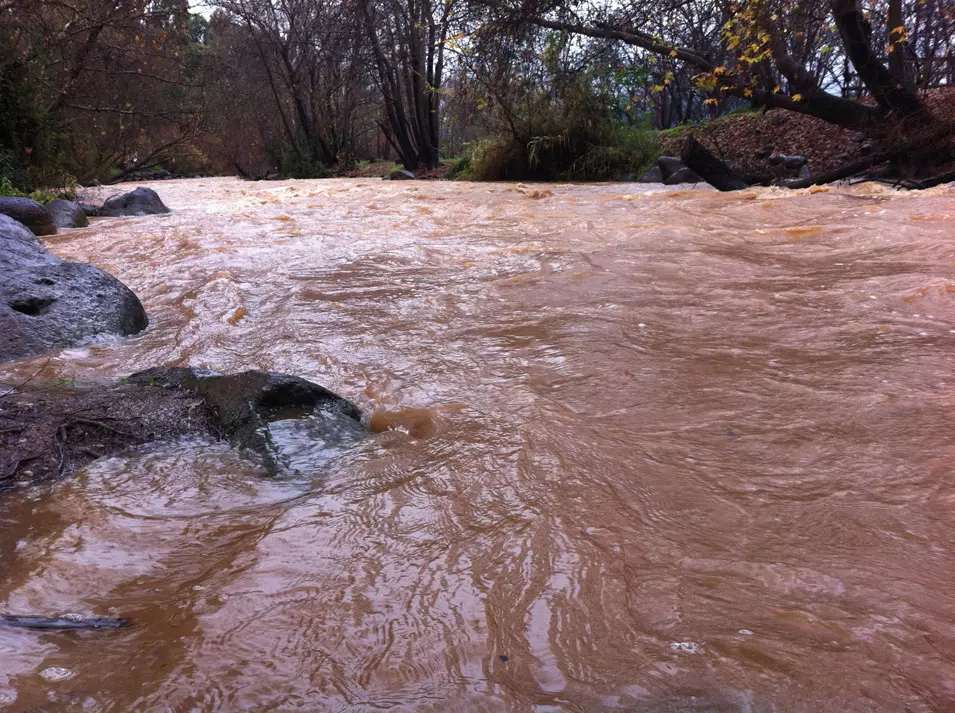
{"left": 786, "top": 121, "right": 955, "bottom": 190}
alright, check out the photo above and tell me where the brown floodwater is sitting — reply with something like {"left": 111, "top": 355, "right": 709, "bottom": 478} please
{"left": 1, "top": 178, "right": 955, "bottom": 712}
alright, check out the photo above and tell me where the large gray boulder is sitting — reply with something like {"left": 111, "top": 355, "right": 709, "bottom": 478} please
{"left": 99, "top": 187, "right": 170, "bottom": 216}
{"left": 46, "top": 199, "right": 89, "bottom": 228}
{"left": 0, "top": 197, "right": 56, "bottom": 236}
{"left": 0, "top": 214, "right": 148, "bottom": 362}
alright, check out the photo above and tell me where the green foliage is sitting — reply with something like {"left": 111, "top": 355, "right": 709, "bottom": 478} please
{"left": 0, "top": 53, "right": 40, "bottom": 191}
{"left": 567, "top": 125, "right": 660, "bottom": 181}
{"left": 279, "top": 149, "right": 329, "bottom": 179}
{"left": 0, "top": 176, "right": 76, "bottom": 203}
{"left": 456, "top": 121, "right": 659, "bottom": 183}
{"left": 456, "top": 128, "right": 658, "bottom": 183}
{"left": 456, "top": 73, "right": 659, "bottom": 182}
{"left": 0, "top": 177, "right": 20, "bottom": 196}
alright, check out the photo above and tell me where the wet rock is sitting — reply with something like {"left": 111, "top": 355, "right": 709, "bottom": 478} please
{"left": 0, "top": 381, "right": 211, "bottom": 490}
{"left": 387, "top": 169, "right": 415, "bottom": 180}
{"left": 77, "top": 202, "right": 103, "bottom": 217}
{"left": 657, "top": 156, "right": 702, "bottom": 185}
{"left": 129, "top": 367, "right": 364, "bottom": 472}
{"left": 657, "top": 156, "right": 687, "bottom": 181}
{"left": 663, "top": 167, "right": 703, "bottom": 185}
{"left": 98, "top": 187, "right": 170, "bottom": 217}
{"left": 0, "top": 197, "right": 56, "bottom": 236}
{"left": 1, "top": 367, "right": 365, "bottom": 489}
{"left": 770, "top": 152, "right": 807, "bottom": 171}
{"left": 770, "top": 152, "right": 812, "bottom": 185}
{"left": 45, "top": 199, "right": 89, "bottom": 228}
{"left": 637, "top": 165, "right": 663, "bottom": 183}
{"left": 0, "top": 214, "right": 148, "bottom": 363}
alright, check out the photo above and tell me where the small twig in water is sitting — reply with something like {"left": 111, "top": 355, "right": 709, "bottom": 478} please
{"left": 0, "top": 360, "right": 52, "bottom": 400}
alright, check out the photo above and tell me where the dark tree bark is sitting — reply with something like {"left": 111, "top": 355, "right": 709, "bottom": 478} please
{"left": 886, "top": 0, "right": 907, "bottom": 85}
{"left": 680, "top": 135, "right": 750, "bottom": 191}
{"left": 829, "top": 0, "right": 930, "bottom": 124}
{"left": 360, "top": 0, "right": 451, "bottom": 170}
{"left": 530, "top": 17, "right": 883, "bottom": 131}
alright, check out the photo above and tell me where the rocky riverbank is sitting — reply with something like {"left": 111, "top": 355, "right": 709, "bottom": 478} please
{"left": 0, "top": 186, "right": 366, "bottom": 492}
{"left": 0, "top": 367, "right": 364, "bottom": 491}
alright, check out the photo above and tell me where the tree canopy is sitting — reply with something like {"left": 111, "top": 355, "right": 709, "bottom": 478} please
{"left": 1, "top": 0, "right": 952, "bottom": 186}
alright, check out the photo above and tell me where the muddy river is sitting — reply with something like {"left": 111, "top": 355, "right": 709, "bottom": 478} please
{"left": 1, "top": 178, "right": 954, "bottom": 712}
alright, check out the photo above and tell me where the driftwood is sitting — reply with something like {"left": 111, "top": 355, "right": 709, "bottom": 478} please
{"left": 786, "top": 120, "right": 955, "bottom": 189}
{"left": 916, "top": 169, "right": 955, "bottom": 189}
{"left": 680, "top": 135, "right": 750, "bottom": 191}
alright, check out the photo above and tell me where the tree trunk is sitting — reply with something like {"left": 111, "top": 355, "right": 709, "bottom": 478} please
{"left": 680, "top": 135, "right": 750, "bottom": 191}
{"left": 829, "top": 0, "right": 929, "bottom": 123}
{"left": 887, "top": 0, "right": 907, "bottom": 85}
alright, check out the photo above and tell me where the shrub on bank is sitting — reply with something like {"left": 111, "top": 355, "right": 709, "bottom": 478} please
{"left": 0, "top": 176, "right": 75, "bottom": 203}
{"left": 453, "top": 75, "right": 659, "bottom": 182}
{"left": 280, "top": 150, "right": 329, "bottom": 179}
{"left": 455, "top": 124, "right": 659, "bottom": 182}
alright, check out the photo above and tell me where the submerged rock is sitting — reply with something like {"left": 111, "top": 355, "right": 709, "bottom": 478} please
{"left": 0, "top": 367, "right": 365, "bottom": 489}
{"left": 76, "top": 201, "right": 103, "bottom": 217}
{"left": 0, "top": 615, "right": 129, "bottom": 630}
{"left": 663, "top": 167, "right": 703, "bottom": 185}
{"left": 656, "top": 156, "right": 702, "bottom": 185}
{"left": 387, "top": 169, "right": 415, "bottom": 180}
{"left": 0, "top": 214, "right": 148, "bottom": 362}
{"left": 0, "top": 197, "right": 56, "bottom": 236}
{"left": 129, "top": 367, "right": 363, "bottom": 472}
{"left": 637, "top": 165, "right": 664, "bottom": 183}
{"left": 98, "top": 187, "right": 170, "bottom": 216}
{"left": 46, "top": 199, "right": 89, "bottom": 228}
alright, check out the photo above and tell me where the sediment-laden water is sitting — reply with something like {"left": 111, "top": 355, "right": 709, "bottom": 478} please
{"left": 1, "top": 178, "right": 954, "bottom": 712}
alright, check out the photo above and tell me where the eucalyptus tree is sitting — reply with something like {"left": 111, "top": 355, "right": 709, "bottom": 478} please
{"left": 359, "top": 0, "right": 459, "bottom": 169}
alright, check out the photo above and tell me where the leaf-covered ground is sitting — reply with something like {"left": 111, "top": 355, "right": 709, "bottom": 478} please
{"left": 660, "top": 87, "right": 955, "bottom": 178}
